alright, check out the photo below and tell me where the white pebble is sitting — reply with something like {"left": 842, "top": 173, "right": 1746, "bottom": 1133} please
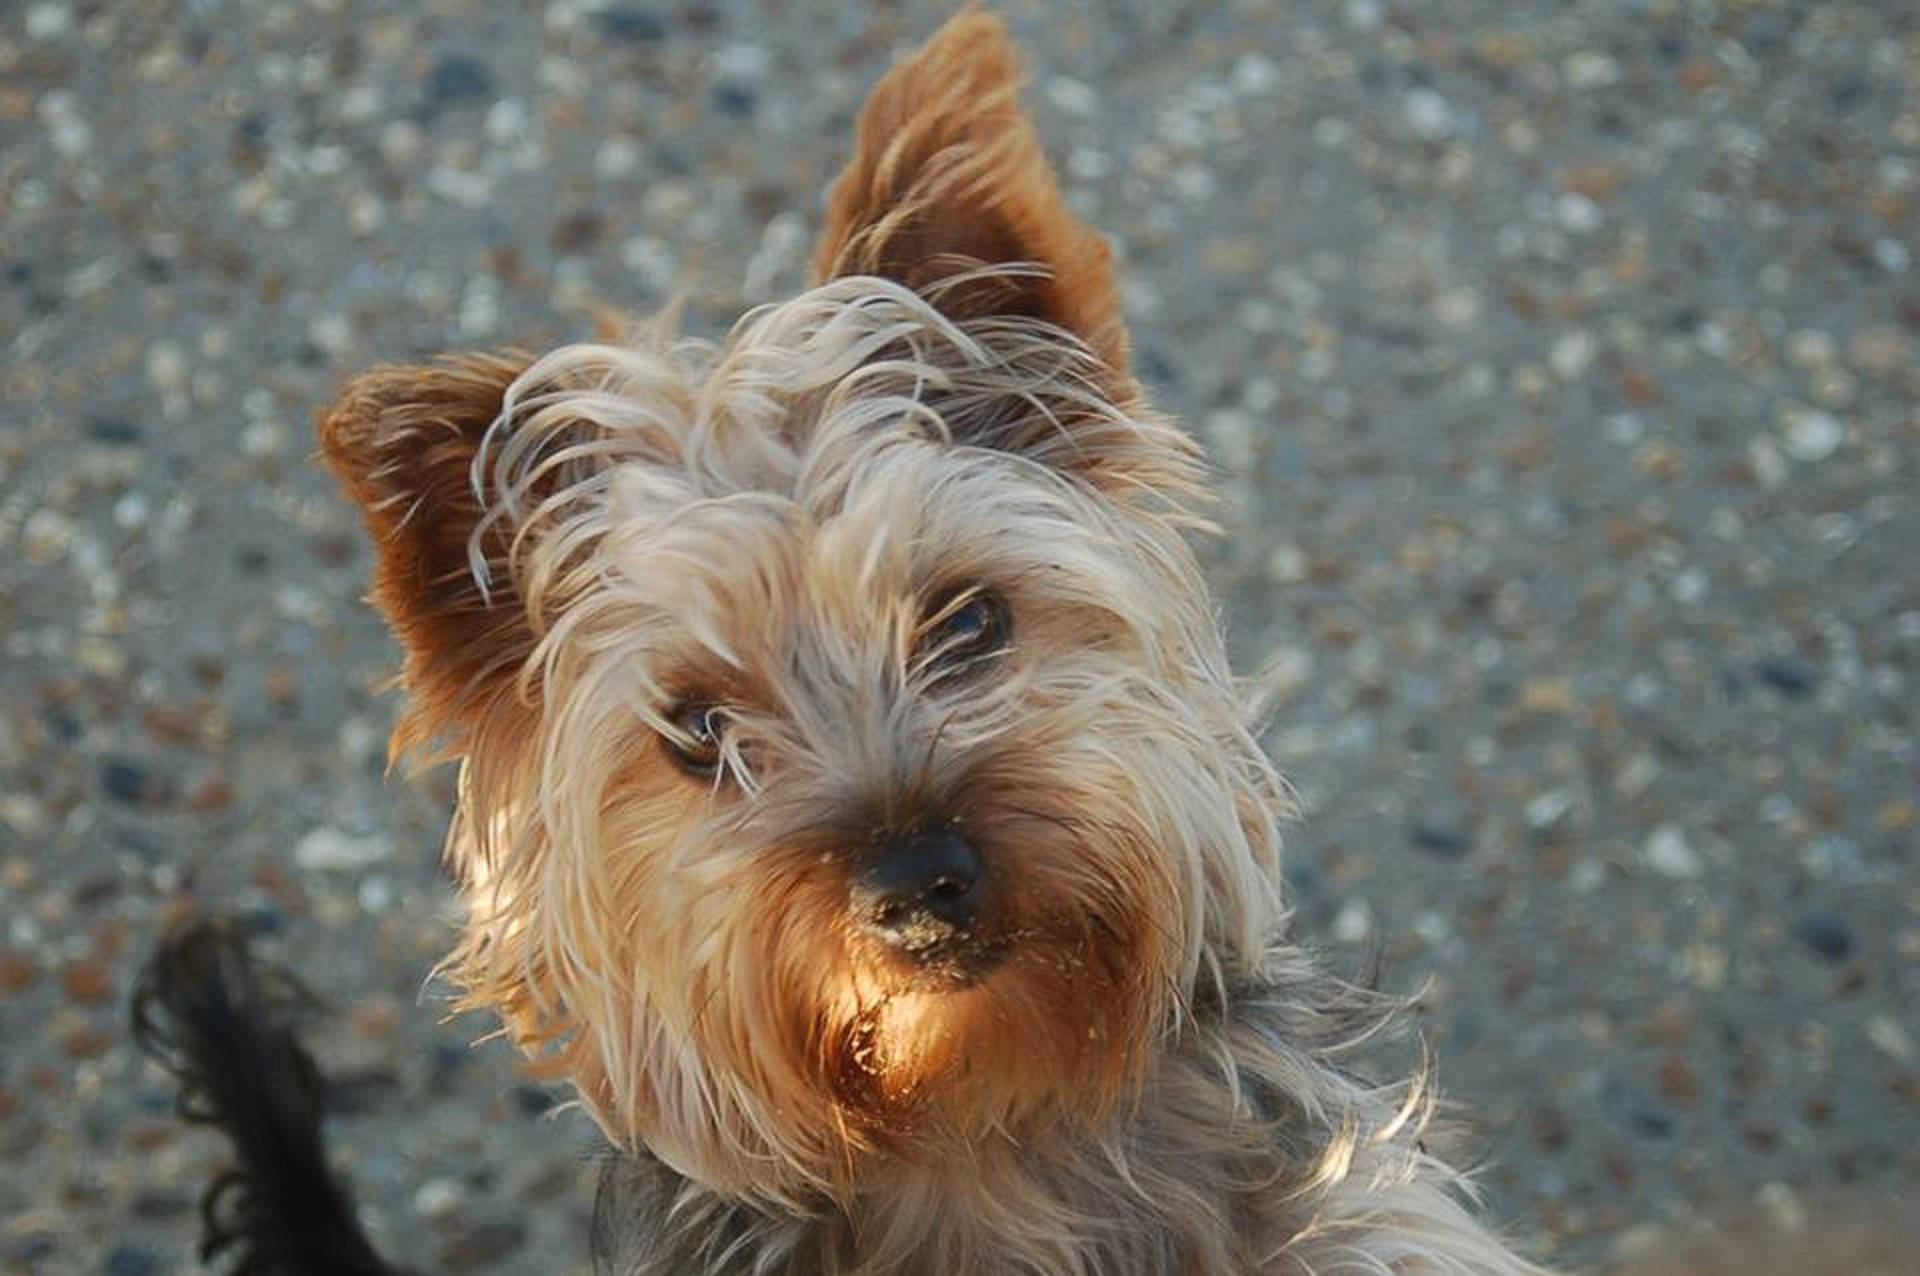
{"left": 1867, "top": 1015, "right": 1914, "bottom": 1064}
{"left": 459, "top": 274, "right": 500, "bottom": 337}
{"left": 294, "top": 826, "right": 394, "bottom": 872}
{"left": 711, "top": 43, "right": 770, "bottom": 82}
{"left": 1331, "top": 898, "right": 1374, "bottom": 944}
{"left": 1549, "top": 329, "right": 1597, "bottom": 380}
{"left": 1644, "top": 824, "right": 1703, "bottom": 878}
{"left": 596, "top": 136, "right": 643, "bottom": 181}
{"left": 239, "top": 419, "right": 289, "bottom": 457}
{"left": 1747, "top": 435, "right": 1787, "bottom": 489}
{"left": 1525, "top": 789, "right": 1574, "bottom": 831}
{"left": 1670, "top": 567, "right": 1707, "bottom": 604}
{"left": 1779, "top": 407, "right": 1844, "bottom": 462}
{"left": 413, "top": 1178, "right": 464, "bottom": 1219}
{"left": 144, "top": 340, "right": 188, "bottom": 392}
{"left": 1345, "top": 0, "right": 1383, "bottom": 31}
{"left": 26, "top": 4, "right": 71, "bottom": 40}
{"left": 22, "top": 509, "right": 74, "bottom": 564}
{"left": 1555, "top": 192, "right": 1603, "bottom": 234}
{"left": 1785, "top": 328, "right": 1837, "bottom": 368}
{"left": 1265, "top": 542, "right": 1309, "bottom": 585}
{"left": 308, "top": 312, "right": 353, "bottom": 358}
{"left": 1230, "top": 53, "right": 1281, "bottom": 96}
{"left": 1046, "top": 76, "right": 1099, "bottom": 118}
{"left": 1604, "top": 412, "right": 1645, "bottom": 445}
{"left": 1402, "top": 88, "right": 1455, "bottom": 140}
{"left": 1564, "top": 51, "right": 1620, "bottom": 89}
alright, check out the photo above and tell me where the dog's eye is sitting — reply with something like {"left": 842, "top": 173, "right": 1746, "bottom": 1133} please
{"left": 665, "top": 702, "right": 728, "bottom": 775}
{"left": 919, "top": 590, "right": 1011, "bottom": 678}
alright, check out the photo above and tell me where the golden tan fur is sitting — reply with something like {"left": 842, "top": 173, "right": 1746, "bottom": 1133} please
{"left": 318, "top": 12, "right": 1566, "bottom": 1274}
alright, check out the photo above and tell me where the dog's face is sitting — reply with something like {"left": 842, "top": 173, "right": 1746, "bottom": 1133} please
{"left": 322, "top": 16, "right": 1283, "bottom": 1203}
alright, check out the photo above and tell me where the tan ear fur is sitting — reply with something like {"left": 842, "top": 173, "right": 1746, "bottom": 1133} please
{"left": 812, "top": 10, "right": 1132, "bottom": 390}
{"left": 317, "top": 353, "right": 533, "bottom": 761}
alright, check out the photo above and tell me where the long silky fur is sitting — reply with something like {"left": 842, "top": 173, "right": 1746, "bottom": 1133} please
{"left": 312, "top": 11, "right": 1557, "bottom": 1275}
{"left": 130, "top": 920, "right": 407, "bottom": 1276}
{"left": 398, "top": 277, "right": 1546, "bottom": 1274}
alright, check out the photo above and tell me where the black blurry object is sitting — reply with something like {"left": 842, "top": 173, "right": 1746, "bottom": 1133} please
{"left": 130, "top": 918, "right": 409, "bottom": 1276}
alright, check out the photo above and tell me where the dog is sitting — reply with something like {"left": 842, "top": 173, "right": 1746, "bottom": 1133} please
{"left": 137, "top": 12, "right": 1560, "bottom": 1274}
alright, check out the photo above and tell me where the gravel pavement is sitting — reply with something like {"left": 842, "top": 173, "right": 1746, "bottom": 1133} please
{"left": 3, "top": 2, "right": 1916, "bottom": 1273}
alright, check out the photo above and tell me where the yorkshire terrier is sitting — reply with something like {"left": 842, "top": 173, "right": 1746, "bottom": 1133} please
{"left": 138, "top": 12, "right": 1559, "bottom": 1274}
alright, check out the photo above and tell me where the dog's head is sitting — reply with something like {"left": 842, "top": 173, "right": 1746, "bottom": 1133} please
{"left": 322, "top": 13, "right": 1284, "bottom": 1203}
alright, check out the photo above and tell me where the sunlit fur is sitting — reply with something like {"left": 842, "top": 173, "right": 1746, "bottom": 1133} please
{"left": 319, "top": 11, "right": 1553, "bottom": 1274}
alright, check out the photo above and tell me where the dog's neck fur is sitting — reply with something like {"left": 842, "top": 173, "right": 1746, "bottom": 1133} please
{"left": 594, "top": 965, "right": 1541, "bottom": 1276}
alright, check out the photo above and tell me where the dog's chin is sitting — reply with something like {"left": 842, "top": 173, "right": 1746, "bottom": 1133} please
{"left": 882, "top": 935, "right": 1010, "bottom": 992}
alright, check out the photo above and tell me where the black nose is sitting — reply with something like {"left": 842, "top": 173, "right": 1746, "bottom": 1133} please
{"left": 853, "top": 827, "right": 983, "bottom": 955}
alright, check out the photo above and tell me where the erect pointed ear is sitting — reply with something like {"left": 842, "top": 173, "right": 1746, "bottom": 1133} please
{"left": 317, "top": 353, "right": 534, "bottom": 760}
{"left": 812, "top": 11, "right": 1132, "bottom": 392}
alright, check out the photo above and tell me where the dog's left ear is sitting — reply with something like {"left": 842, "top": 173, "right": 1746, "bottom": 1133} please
{"left": 317, "top": 353, "right": 538, "bottom": 762}
{"left": 813, "top": 11, "right": 1132, "bottom": 397}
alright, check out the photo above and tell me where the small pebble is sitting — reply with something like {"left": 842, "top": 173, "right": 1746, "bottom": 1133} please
{"left": 413, "top": 1176, "right": 465, "bottom": 1220}
{"left": 595, "top": 7, "right": 667, "bottom": 43}
{"left": 1754, "top": 657, "right": 1815, "bottom": 699}
{"left": 1794, "top": 911, "right": 1854, "bottom": 962}
{"left": 428, "top": 56, "right": 494, "bottom": 105}
{"left": 1643, "top": 824, "right": 1702, "bottom": 878}
{"left": 1564, "top": 51, "right": 1621, "bottom": 89}
{"left": 1331, "top": 898, "right": 1373, "bottom": 944}
{"left": 1549, "top": 329, "right": 1597, "bottom": 379}
{"left": 1525, "top": 789, "right": 1574, "bottom": 832}
{"left": 99, "top": 759, "right": 166, "bottom": 808}
{"left": 104, "top": 1245, "right": 160, "bottom": 1276}
{"left": 293, "top": 826, "right": 394, "bottom": 872}
{"left": 1410, "top": 824, "right": 1471, "bottom": 857}
{"left": 1779, "top": 407, "right": 1844, "bottom": 461}
{"left": 1402, "top": 88, "right": 1456, "bottom": 140}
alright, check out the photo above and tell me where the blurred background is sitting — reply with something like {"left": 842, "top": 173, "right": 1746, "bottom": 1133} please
{"left": 2, "top": 1, "right": 1916, "bottom": 1272}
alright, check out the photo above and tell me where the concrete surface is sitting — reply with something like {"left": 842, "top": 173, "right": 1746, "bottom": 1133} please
{"left": 3, "top": 1, "right": 1916, "bottom": 1272}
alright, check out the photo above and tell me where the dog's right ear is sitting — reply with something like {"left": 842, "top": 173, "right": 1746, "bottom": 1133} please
{"left": 318, "top": 354, "right": 535, "bottom": 761}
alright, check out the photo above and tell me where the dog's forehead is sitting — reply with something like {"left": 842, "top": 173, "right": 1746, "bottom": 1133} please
{"left": 591, "top": 433, "right": 1125, "bottom": 689}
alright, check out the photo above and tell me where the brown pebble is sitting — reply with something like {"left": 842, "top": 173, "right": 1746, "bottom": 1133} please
{"left": 1519, "top": 678, "right": 1577, "bottom": 715}
{"left": 1632, "top": 439, "right": 1684, "bottom": 481}
{"left": 61, "top": 1026, "right": 114, "bottom": 1059}
{"left": 0, "top": 950, "right": 38, "bottom": 994}
{"left": 1677, "top": 57, "right": 1718, "bottom": 92}
{"left": 1561, "top": 161, "right": 1628, "bottom": 202}
{"left": 264, "top": 666, "right": 299, "bottom": 707}
{"left": 1640, "top": 999, "right": 1695, "bottom": 1049}
{"left": 142, "top": 703, "right": 200, "bottom": 743}
{"left": 1604, "top": 515, "right": 1659, "bottom": 554}
{"left": 125, "top": 1121, "right": 180, "bottom": 1151}
{"left": 1877, "top": 799, "right": 1918, "bottom": 834}
{"left": 1604, "top": 1148, "right": 1636, "bottom": 1190}
{"left": 1657, "top": 1055, "right": 1700, "bottom": 1106}
{"left": 1497, "top": 429, "right": 1554, "bottom": 471}
{"left": 59, "top": 958, "right": 115, "bottom": 1006}
{"left": 185, "top": 772, "right": 234, "bottom": 812}
{"left": 91, "top": 917, "right": 127, "bottom": 960}
{"left": 1529, "top": 1104, "right": 1569, "bottom": 1151}
{"left": 1617, "top": 365, "right": 1659, "bottom": 404}
{"left": 350, "top": 998, "right": 401, "bottom": 1040}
